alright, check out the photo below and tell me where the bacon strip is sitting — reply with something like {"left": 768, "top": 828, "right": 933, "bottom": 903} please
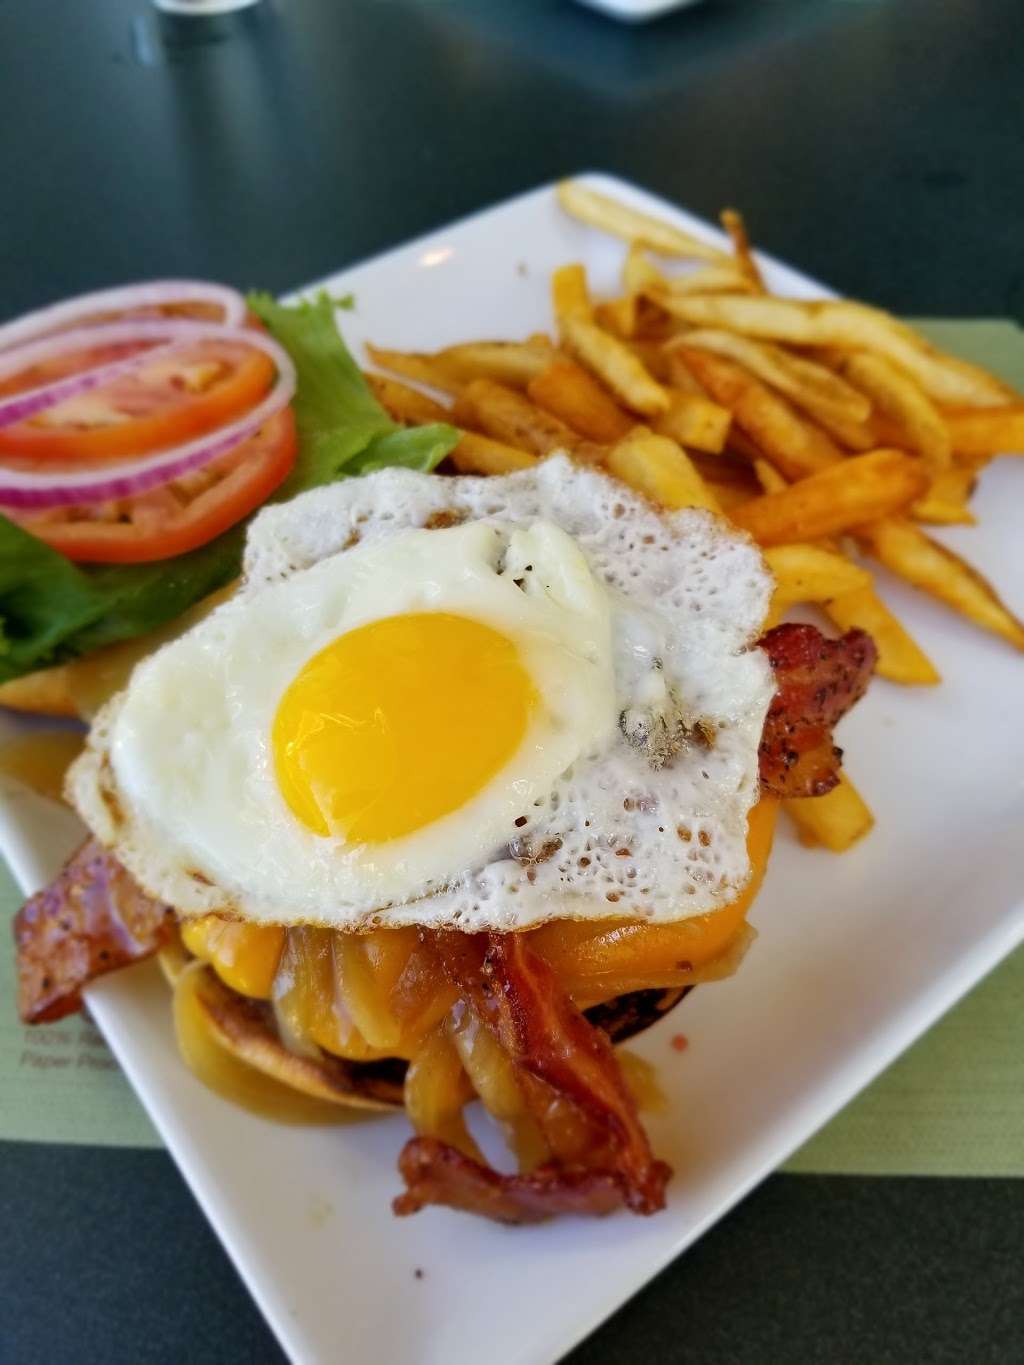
{"left": 15, "top": 839, "right": 174, "bottom": 1023}
{"left": 395, "top": 1137, "right": 627, "bottom": 1223}
{"left": 394, "top": 932, "right": 670, "bottom": 1222}
{"left": 757, "top": 623, "right": 877, "bottom": 799}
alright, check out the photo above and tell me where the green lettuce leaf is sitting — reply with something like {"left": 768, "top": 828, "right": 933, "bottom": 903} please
{"left": 0, "top": 292, "right": 458, "bottom": 683}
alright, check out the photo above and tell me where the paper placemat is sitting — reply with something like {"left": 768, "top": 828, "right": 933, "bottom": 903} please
{"left": 2, "top": 319, "right": 1022, "bottom": 1172}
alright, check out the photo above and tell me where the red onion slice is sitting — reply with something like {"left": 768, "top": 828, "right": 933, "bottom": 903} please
{"left": 0, "top": 327, "right": 295, "bottom": 509}
{"left": 0, "top": 318, "right": 273, "bottom": 430}
{"left": 0, "top": 281, "right": 247, "bottom": 355}
{"left": 0, "top": 322, "right": 182, "bottom": 430}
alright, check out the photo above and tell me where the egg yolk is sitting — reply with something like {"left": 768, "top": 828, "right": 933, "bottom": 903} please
{"left": 273, "top": 612, "right": 536, "bottom": 843}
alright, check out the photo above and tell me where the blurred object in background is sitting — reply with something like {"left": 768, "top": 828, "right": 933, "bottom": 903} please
{"left": 575, "top": 0, "right": 703, "bottom": 22}
{"left": 155, "top": 0, "right": 261, "bottom": 15}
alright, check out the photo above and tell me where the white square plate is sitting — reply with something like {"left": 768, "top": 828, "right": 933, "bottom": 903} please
{"left": 4, "top": 174, "right": 1023, "bottom": 1365}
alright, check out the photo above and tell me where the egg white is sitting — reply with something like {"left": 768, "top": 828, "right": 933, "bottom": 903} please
{"left": 69, "top": 456, "right": 774, "bottom": 931}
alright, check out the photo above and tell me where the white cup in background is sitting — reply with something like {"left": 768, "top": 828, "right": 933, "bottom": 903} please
{"left": 154, "top": 0, "right": 262, "bottom": 15}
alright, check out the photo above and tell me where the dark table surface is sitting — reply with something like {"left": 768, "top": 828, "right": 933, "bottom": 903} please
{"left": 2, "top": 1, "right": 1023, "bottom": 1362}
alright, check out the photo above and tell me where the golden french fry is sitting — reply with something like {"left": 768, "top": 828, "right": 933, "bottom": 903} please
{"left": 731, "top": 450, "right": 929, "bottom": 547}
{"left": 677, "top": 346, "right": 842, "bottom": 478}
{"left": 364, "top": 372, "right": 451, "bottom": 426}
{"left": 622, "top": 243, "right": 665, "bottom": 297}
{"left": 557, "top": 180, "right": 730, "bottom": 263}
{"left": 432, "top": 339, "right": 558, "bottom": 389}
{"left": 753, "top": 458, "right": 788, "bottom": 494}
{"left": 752, "top": 459, "right": 941, "bottom": 683}
{"left": 665, "top": 265, "right": 755, "bottom": 296}
{"left": 551, "top": 263, "right": 592, "bottom": 323}
{"left": 453, "top": 379, "right": 581, "bottom": 459}
{"left": 842, "top": 351, "right": 951, "bottom": 470}
{"left": 527, "top": 359, "right": 633, "bottom": 443}
{"left": 365, "top": 343, "right": 462, "bottom": 395}
{"left": 720, "top": 208, "right": 765, "bottom": 292}
{"left": 944, "top": 403, "right": 1024, "bottom": 457}
{"left": 606, "top": 427, "right": 720, "bottom": 512}
{"left": 867, "top": 410, "right": 914, "bottom": 450}
{"left": 764, "top": 544, "right": 872, "bottom": 611}
{"left": 664, "top": 349, "right": 705, "bottom": 395}
{"left": 560, "top": 314, "right": 670, "bottom": 416}
{"left": 656, "top": 296, "right": 1013, "bottom": 408}
{"left": 652, "top": 389, "right": 731, "bottom": 454}
{"left": 857, "top": 517, "right": 1024, "bottom": 651}
{"left": 911, "top": 460, "right": 978, "bottom": 526}
{"left": 623, "top": 247, "right": 751, "bottom": 309}
{"left": 784, "top": 774, "right": 874, "bottom": 852}
{"left": 594, "top": 296, "right": 639, "bottom": 340}
{"left": 449, "top": 431, "right": 538, "bottom": 476}
{"left": 705, "top": 480, "right": 756, "bottom": 513}
{"left": 825, "top": 584, "right": 940, "bottom": 685}
{"left": 627, "top": 336, "right": 674, "bottom": 383}
{"left": 676, "top": 329, "right": 872, "bottom": 436}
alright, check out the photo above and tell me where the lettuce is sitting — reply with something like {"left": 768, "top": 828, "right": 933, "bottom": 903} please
{"left": 0, "top": 293, "right": 458, "bottom": 683}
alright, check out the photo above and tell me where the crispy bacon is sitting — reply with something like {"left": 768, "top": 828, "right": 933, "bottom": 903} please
{"left": 758, "top": 623, "right": 877, "bottom": 799}
{"left": 15, "top": 839, "right": 174, "bottom": 1023}
{"left": 394, "top": 1137, "right": 627, "bottom": 1223}
{"left": 394, "top": 931, "right": 671, "bottom": 1222}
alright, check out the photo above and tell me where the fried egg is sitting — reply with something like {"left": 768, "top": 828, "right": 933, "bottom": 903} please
{"left": 69, "top": 455, "right": 774, "bottom": 931}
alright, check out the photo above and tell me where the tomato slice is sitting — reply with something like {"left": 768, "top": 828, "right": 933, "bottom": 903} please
{"left": 10, "top": 408, "right": 297, "bottom": 563}
{"left": 0, "top": 337, "right": 274, "bottom": 464}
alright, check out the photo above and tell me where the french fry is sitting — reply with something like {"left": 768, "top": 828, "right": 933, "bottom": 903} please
{"left": 720, "top": 208, "right": 765, "bottom": 292}
{"left": 365, "top": 343, "right": 462, "bottom": 395}
{"left": 629, "top": 337, "right": 674, "bottom": 383}
{"left": 606, "top": 427, "right": 720, "bottom": 512}
{"left": 677, "top": 346, "right": 842, "bottom": 478}
{"left": 432, "top": 339, "right": 558, "bottom": 389}
{"left": 624, "top": 245, "right": 752, "bottom": 302}
{"left": 944, "top": 403, "right": 1024, "bottom": 457}
{"left": 911, "top": 460, "right": 978, "bottom": 526}
{"left": 704, "top": 480, "right": 756, "bottom": 513}
{"left": 752, "top": 460, "right": 940, "bottom": 681}
{"left": 663, "top": 265, "right": 755, "bottom": 296}
{"left": 594, "top": 296, "right": 639, "bottom": 340}
{"left": 652, "top": 389, "right": 731, "bottom": 454}
{"left": 655, "top": 296, "right": 1013, "bottom": 408}
{"left": 676, "top": 329, "right": 872, "bottom": 438}
{"left": 557, "top": 180, "right": 730, "bottom": 263}
{"left": 857, "top": 517, "right": 1024, "bottom": 651}
{"left": 868, "top": 410, "right": 914, "bottom": 450}
{"left": 364, "top": 372, "right": 451, "bottom": 426}
{"left": 453, "top": 379, "right": 582, "bottom": 459}
{"left": 449, "top": 430, "right": 538, "bottom": 476}
{"left": 730, "top": 450, "right": 929, "bottom": 547}
{"left": 753, "top": 458, "right": 788, "bottom": 495}
{"left": 784, "top": 774, "right": 874, "bottom": 852}
{"left": 825, "top": 585, "right": 941, "bottom": 685}
{"left": 842, "top": 351, "right": 951, "bottom": 470}
{"left": 560, "top": 314, "right": 670, "bottom": 417}
{"left": 551, "top": 263, "right": 592, "bottom": 323}
{"left": 764, "top": 543, "right": 872, "bottom": 611}
{"left": 753, "top": 460, "right": 940, "bottom": 683}
{"left": 665, "top": 348, "right": 706, "bottom": 395}
{"left": 527, "top": 359, "right": 633, "bottom": 443}
{"left": 622, "top": 243, "right": 665, "bottom": 297}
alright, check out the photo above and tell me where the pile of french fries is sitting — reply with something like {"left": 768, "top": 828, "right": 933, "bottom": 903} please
{"left": 363, "top": 180, "right": 1024, "bottom": 855}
